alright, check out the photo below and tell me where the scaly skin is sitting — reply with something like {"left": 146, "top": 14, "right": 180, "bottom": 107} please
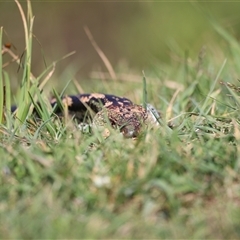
{"left": 13, "top": 93, "right": 160, "bottom": 138}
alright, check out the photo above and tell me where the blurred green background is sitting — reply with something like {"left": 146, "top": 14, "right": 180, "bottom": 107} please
{"left": 1, "top": 1, "right": 240, "bottom": 82}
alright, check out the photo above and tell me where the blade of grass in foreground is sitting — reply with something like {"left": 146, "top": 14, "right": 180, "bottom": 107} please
{"left": 3, "top": 72, "right": 11, "bottom": 129}
{"left": 28, "top": 90, "right": 57, "bottom": 138}
{"left": 14, "top": 0, "right": 35, "bottom": 127}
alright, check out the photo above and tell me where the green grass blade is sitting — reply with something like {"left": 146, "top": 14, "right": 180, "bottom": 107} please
{"left": 142, "top": 70, "right": 147, "bottom": 110}
{"left": 3, "top": 71, "right": 11, "bottom": 128}
{"left": 200, "top": 58, "right": 227, "bottom": 115}
{"left": 14, "top": 0, "right": 34, "bottom": 128}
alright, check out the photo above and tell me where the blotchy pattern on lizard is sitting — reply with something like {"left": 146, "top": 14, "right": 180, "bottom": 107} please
{"left": 13, "top": 93, "right": 160, "bottom": 138}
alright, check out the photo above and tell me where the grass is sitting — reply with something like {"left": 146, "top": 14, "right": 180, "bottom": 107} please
{"left": 1, "top": 0, "right": 240, "bottom": 239}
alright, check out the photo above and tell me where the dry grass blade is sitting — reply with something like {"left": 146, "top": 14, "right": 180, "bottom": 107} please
{"left": 15, "top": 0, "right": 28, "bottom": 48}
{"left": 2, "top": 45, "right": 36, "bottom": 79}
{"left": 166, "top": 88, "right": 182, "bottom": 120}
{"left": 73, "top": 78, "right": 85, "bottom": 94}
{"left": 23, "top": 150, "right": 53, "bottom": 168}
{"left": 84, "top": 26, "right": 117, "bottom": 81}
{"left": 28, "top": 62, "right": 56, "bottom": 114}
{"left": 142, "top": 70, "right": 147, "bottom": 109}
{"left": 39, "top": 62, "right": 56, "bottom": 90}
